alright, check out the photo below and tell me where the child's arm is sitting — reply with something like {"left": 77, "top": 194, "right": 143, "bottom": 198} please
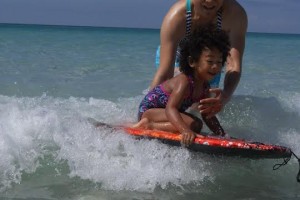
{"left": 166, "top": 107, "right": 197, "bottom": 146}
{"left": 202, "top": 114, "right": 226, "bottom": 136}
{"left": 165, "top": 76, "right": 196, "bottom": 146}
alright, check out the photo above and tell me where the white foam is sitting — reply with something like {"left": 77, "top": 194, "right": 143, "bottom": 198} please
{"left": 279, "top": 129, "right": 300, "bottom": 155}
{"left": 57, "top": 126, "right": 211, "bottom": 192}
{"left": 279, "top": 92, "right": 300, "bottom": 116}
{"left": 0, "top": 94, "right": 211, "bottom": 192}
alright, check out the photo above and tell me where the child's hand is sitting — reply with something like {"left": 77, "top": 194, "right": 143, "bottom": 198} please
{"left": 181, "top": 131, "right": 196, "bottom": 147}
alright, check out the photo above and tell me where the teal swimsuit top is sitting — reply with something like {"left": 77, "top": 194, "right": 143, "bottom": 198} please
{"left": 155, "top": 0, "right": 223, "bottom": 88}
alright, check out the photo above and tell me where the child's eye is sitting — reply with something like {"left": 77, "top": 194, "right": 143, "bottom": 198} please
{"left": 207, "top": 60, "right": 213, "bottom": 64}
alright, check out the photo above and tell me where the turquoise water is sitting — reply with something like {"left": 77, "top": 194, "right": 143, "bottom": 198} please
{"left": 0, "top": 24, "right": 300, "bottom": 199}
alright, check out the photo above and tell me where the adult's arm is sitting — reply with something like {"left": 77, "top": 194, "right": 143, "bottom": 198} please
{"left": 223, "top": 4, "right": 248, "bottom": 104}
{"left": 149, "top": 2, "right": 186, "bottom": 90}
{"left": 199, "top": 3, "right": 248, "bottom": 117}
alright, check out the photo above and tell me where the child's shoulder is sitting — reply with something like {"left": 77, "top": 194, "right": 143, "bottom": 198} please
{"left": 166, "top": 73, "right": 190, "bottom": 89}
{"left": 173, "top": 73, "right": 190, "bottom": 84}
{"left": 175, "top": 73, "right": 189, "bottom": 80}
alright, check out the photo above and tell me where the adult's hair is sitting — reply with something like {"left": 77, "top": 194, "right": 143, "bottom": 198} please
{"left": 179, "top": 24, "right": 231, "bottom": 75}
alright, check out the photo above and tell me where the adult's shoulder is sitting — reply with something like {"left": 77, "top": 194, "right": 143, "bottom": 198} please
{"left": 161, "top": 0, "right": 187, "bottom": 41}
{"left": 162, "top": 0, "right": 186, "bottom": 26}
{"left": 223, "top": 0, "right": 248, "bottom": 33}
{"left": 224, "top": 0, "right": 247, "bottom": 23}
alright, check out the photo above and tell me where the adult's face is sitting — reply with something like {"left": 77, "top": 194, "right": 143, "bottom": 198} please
{"left": 198, "top": 0, "right": 224, "bottom": 17}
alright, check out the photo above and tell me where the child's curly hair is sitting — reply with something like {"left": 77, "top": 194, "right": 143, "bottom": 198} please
{"left": 179, "top": 24, "right": 230, "bottom": 75}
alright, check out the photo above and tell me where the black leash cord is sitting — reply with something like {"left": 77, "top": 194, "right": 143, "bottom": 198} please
{"left": 273, "top": 151, "right": 300, "bottom": 183}
{"left": 292, "top": 152, "right": 300, "bottom": 182}
{"left": 273, "top": 157, "right": 291, "bottom": 170}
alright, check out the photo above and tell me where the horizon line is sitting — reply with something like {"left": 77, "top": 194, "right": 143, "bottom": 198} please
{"left": 1, "top": 22, "right": 299, "bottom": 36}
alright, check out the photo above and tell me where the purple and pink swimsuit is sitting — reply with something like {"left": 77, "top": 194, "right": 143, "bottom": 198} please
{"left": 138, "top": 75, "right": 209, "bottom": 120}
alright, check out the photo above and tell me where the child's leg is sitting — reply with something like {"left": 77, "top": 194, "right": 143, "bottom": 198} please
{"left": 133, "top": 108, "right": 203, "bottom": 133}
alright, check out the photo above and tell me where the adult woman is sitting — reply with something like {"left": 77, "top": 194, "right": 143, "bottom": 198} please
{"left": 151, "top": 0, "right": 247, "bottom": 117}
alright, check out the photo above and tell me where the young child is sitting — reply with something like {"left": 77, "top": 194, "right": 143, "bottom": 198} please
{"left": 133, "top": 25, "right": 230, "bottom": 146}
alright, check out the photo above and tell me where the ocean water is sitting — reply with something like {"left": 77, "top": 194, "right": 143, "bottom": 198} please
{"left": 0, "top": 24, "right": 300, "bottom": 199}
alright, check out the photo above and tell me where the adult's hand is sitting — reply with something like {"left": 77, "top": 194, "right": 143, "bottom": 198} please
{"left": 198, "top": 88, "right": 229, "bottom": 118}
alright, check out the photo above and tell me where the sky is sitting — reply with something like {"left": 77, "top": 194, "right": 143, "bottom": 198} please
{"left": 0, "top": 0, "right": 300, "bottom": 34}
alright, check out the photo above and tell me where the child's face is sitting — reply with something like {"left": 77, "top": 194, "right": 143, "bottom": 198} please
{"left": 191, "top": 47, "right": 223, "bottom": 81}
